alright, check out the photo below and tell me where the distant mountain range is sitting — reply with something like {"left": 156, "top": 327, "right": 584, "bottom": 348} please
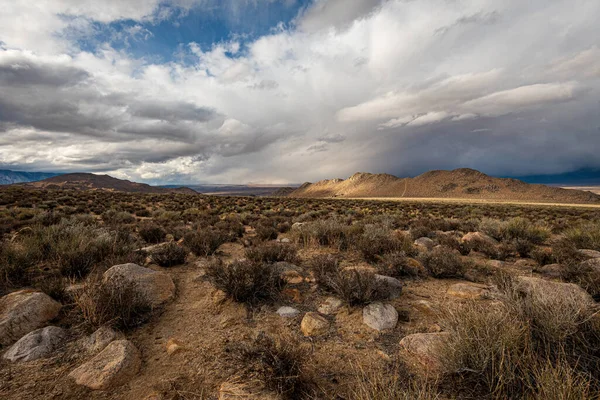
{"left": 15, "top": 173, "right": 196, "bottom": 194}
{"left": 0, "top": 169, "right": 61, "bottom": 185}
{"left": 288, "top": 168, "right": 600, "bottom": 204}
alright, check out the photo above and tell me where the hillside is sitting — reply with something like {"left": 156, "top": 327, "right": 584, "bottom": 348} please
{"left": 0, "top": 169, "right": 61, "bottom": 185}
{"left": 18, "top": 173, "right": 197, "bottom": 194}
{"left": 288, "top": 168, "right": 600, "bottom": 203}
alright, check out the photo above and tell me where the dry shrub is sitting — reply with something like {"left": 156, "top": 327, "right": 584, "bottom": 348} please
{"left": 245, "top": 242, "right": 298, "bottom": 264}
{"left": 139, "top": 223, "right": 167, "bottom": 244}
{"left": 34, "top": 274, "right": 68, "bottom": 303}
{"left": 327, "top": 269, "right": 387, "bottom": 306}
{"left": 290, "top": 218, "right": 357, "bottom": 249}
{"left": 378, "top": 251, "right": 424, "bottom": 278}
{"left": 151, "top": 243, "right": 187, "bottom": 267}
{"left": 306, "top": 254, "right": 340, "bottom": 290}
{"left": 184, "top": 229, "right": 226, "bottom": 256}
{"left": 531, "top": 358, "right": 594, "bottom": 400}
{"left": 75, "top": 275, "right": 152, "bottom": 330}
{"left": 205, "top": 259, "right": 284, "bottom": 305}
{"left": 355, "top": 225, "right": 406, "bottom": 263}
{"left": 419, "top": 246, "right": 464, "bottom": 278}
{"left": 563, "top": 222, "right": 600, "bottom": 251}
{"left": 255, "top": 225, "right": 278, "bottom": 241}
{"left": 226, "top": 332, "right": 315, "bottom": 399}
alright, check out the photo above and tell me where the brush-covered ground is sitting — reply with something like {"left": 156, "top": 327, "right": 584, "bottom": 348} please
{"left": 1, "top": 187, "right": 600, "bottom": 399}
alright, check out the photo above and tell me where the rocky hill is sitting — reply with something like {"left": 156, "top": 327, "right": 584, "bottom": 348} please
{"left": 288, "top": 168, "right": 600, "bottom": 203}
{"left": 0, "top": 169, "right": 61, "bottom": 185}
{"left": 17, "top": 173, "right": 197, "bottom": 194}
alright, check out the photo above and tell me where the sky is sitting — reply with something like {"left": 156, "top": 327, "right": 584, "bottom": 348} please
{"left": 0, "top": 0, "right": 599, "bottom": 185}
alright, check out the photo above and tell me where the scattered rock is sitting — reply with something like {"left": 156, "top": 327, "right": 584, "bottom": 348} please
{"left": 399, "top": 332, "right": 450, "bottom": 375}
{"left": 461, "top": 232, "right": 498, "bottom": 246}
{"left": 317, "top": 297, "right": 343, "bottom": 315}
{"left": 280, "top": 238, "right": 291, "bottom": 244}
{"left": 514, "top": 259, "right": 536, "bottom": 270}
{"left": 69, "top": 340, "right": 141, "bottom": 390}
{"left": 412, "top": 300, "right": 435, "bottom": 316}
{"left": 486, "top": 260, "right": 506, "bottom": 269}
{"left": 166, "top": 338, "right": 185, "bottom": 355}
{"left": 291, "top": 222, "right": 305, "bottom": 230}
{"left": 276, "top": 306, "right": 300, "bottom": 318}
{"left": 447, "top": 283, "right": 489, "bottom": 300}
{"left": 414, "top": 237, "right": 435, "bottom": 251}
{"left": 281, "top": 270, "right": 304, "bottom": 284}
{"left": 281, "top": 288, "right": 302, "bottom": 303}
{"left": 363, "top": 302, "right": 398, "bottom": 331}
{"left": 538, "top": 263, "right": 562, "bottom": 278}
{"left": 580, "top": 258, "right": 600, "bottom": 271}
{"left": 374, "top": 274, "right": 403, "bottom": 299}
{"left": 301, "top": 312, "right": 330, "bottom": 336}
{"left": 103, "top": 263, "right": 175, "bottom": 307}
{"left": 212, "top": 289, "right": 228, "bottom": 305}
{"left": 516, "top": 276, "right": 593, "bottom": 304}
{"left": 86, "top": 327, "right": 119, "bottom": 353}
{"left": 3, "top": 326, "right": 66, "bottom": 362}
{"left": 0, "top": 290, "right": 61, "bottom": 346}
{"left": 578, "top": 249, "right": 600, "bottom": 259}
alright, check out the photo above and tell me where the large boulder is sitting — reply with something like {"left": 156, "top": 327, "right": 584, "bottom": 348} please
{"left": 461, "top": 232, "right": 498, "bottom": 247}
{"left": 103, "top": 263, "right": 175, "bottom": 307}
{"left": 374, "top": 275, "right": 403, "bottom": 299}
{"left": 85, "top": 327, "right": 120, "bottom": 353}
{"left": 0, "top": 290, "right": 61, "bottom": 346}
{"left": 363, "top": 302, "right": 398, "bottom": 331}
{"left": 3, "top": 326, "right": 66, "bottom": 362}
{"left": 300, "top": 312, "right": 330, "bottom": 336}
{"left": 399, "top": 332, "right": 450, "bottom": 375}
{"left": 516, "top": 276, "right": 593, "bottom": 304}
{"left": 414, "top": 237, "right": 435, "bottom": 251}
{"left": 69, "top": 340, "right": 141, "bottom": 390}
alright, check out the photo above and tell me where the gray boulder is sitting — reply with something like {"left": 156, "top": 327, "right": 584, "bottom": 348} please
{"left": 3, "top": 326, "right": 66, "bottom": 362}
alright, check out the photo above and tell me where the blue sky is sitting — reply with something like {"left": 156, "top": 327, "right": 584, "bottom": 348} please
{"left": 0, "top": 0, "right": 599, "bottom": 184}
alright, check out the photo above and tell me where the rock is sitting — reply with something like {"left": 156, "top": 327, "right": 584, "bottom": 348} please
{"left": 212, "top": 289, "right": 228, "bottom": 305}
{"left": 486, "top": 260, "right": 506, "bottom": 269}
{"left": 0, "top": 290, "right": 61, "bottom": 346}
{"left": 363, "top": 302, "right": 398, "bottom": 331}
{"left": 317, "top": 297, "right": 343, "bottom": 315}
{"left": 374, "top": 274, "right": 403, "bottom": 299}
{"left": 280, "top": 238, "right": 291, "bottom": 244}
{"left": 412, "top": 300, "right": 435, "bottom": 316}
{"left": 578, "top": 249, "right": 600, "bottom": 259}
{"left": 276, "top": 306, "right": 300, "bottom": 318}
{"left": 399, "top": 332, "right": 450, "bottom": 375}
{"left": 516, "top": 276, "right": 593, "bottom": 304}
{"left": 405, "top": 258, "right": 427, "bottom": 276}
{"left": 580, "top": 258, "right": 600, "bottom": 271}
{"left": 291, "top": 222, "right": 305, "bottom": 230}
{"left": 300, "top": 312, "right": 330, "bottom": 336}
{"left": 3, "top": 326, "right": 66, "bottom": 362}
{"left": 538, "top": 263, "right": 562, "bottom": 278}
{"left": 461, "top": 232, "right": 498, "bottom": 246}
{"left": 166, "top": 338, "right": 184, "bottom": 355}
{"left": 414, "top": 237, "right": 435, "bottom": 251}
{"left": 69, "top": 340, "right": 141, "bottom": 390}
{"left": 446, "top": 283, "right": 489, "bottom": 300}
{"left": 103, "top": 263, "right": 175, "bottom": 307}
{"left": 281, "top": 270, "right": 304, "bottom": 284}
{"left": 514, "top": 259, "right": 536, "bottom": 269}
{"left": 86, "top": 327, "right": 119, "bottom": 353}
{"left": 281, "top": 288, "right": 302, "bottom": 303}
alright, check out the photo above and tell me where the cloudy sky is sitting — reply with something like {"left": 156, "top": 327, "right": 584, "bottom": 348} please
{"left": 0, "top": 0, "right": 599, "bottom": 184}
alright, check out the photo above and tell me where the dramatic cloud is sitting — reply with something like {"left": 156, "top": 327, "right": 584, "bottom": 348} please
{"left": 0, "top": 0, "right": 599, "bottom": 184}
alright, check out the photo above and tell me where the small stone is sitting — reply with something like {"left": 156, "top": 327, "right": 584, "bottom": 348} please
{"left": 0, "top": 290, "right": 62, "bottom": 346}
{"left": 374, "top": 274, "right": 403, "bottom": 299}
{"left": 486, "top": 260, "right": 506, "bottom": 269}
{"left": 412, "top": 300, "right": 435, "bottom": 316}
{"left": 538, "top": 263, "right": 562, "bottom": 278}
{"left": 363, "top": 302, "right": 398, "bottom": 331}
{"left": 301, "top": 312, "right": 330, "bottom": 336}
{"left": 317, "top": 297, "right": 343, "bottom": 315}
{"left": 281, "top": 270, "right": 304, "bottom": 284}
{"left": 166, "top": 338, "right": 184, "bottom": 355}
{"left": 3, "top": 326, "right": 66, "bottom": 362}
{"left": 399, "top": 332, "right": 450, "bottom": 376}
{"left": 414, "top": 237, "right": 435, "bottom": 251}
{"left": 276, "top": 306, "right": 300, "bottom": 318}
{"left": 86, "top": 326, "right": 119, "bottom": 353}
{"left": 69, "top": 340, "right": 141, "bottom": 390}
{"left": 581, "top": 258, "right": 600, "bottom": 271}
{"left": 446, "top": 283, "right": 489, "bottom": 300}
{"left": 461, "top": 232, "right": 498, "bottom": 246}
{"left": 212, "top": 289, "right": 228, "bottom": 305}
{"left": 578, "top": 249, "right": 600, "bottom": 259}
{"left": 281, "top": 288, "right": 302, "bottom": 303}
{"left": 280, "top": 238, "right": 291, "bottom": 244}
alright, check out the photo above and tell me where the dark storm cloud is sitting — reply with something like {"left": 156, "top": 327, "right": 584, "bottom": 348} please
{"left": 0, "top": 57, "right": 89, "bottom": 86}
{"left": 128, "top": 101, "right": 216, "bottom": 122}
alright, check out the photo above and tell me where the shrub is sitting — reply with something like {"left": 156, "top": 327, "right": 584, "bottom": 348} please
{"left": 378, "top": 251, "right": 424, "bottom": 278}
{"left": 34, "top": 275, "right": 68, "bottom": 303}
{"left": 326, "top": 269, "right": 387, "bottom": 306}
{"left": 306, "top": 254, "right": 340, "bottom": 290}
{"left": 563, "top": 222, "right": 600, "bottom": 250}
{"left": 255, "top": 225, "right": 279, "bottom": 241}
{"left": 290, "top": 218, "right": 357, "bottom": 249}
{"left": 184, "top": 229, "right": 226, "bottom": 256}
{"left": 503, "top": 217, "right": 551, "bottom": 245}
{"left": 226, "top": 332, "right": 314, "bottom": 399}
{"left": 151, "top": 243, "right": 187, "bottom": 267}
{"left": 75, "top": 275, "right": 152, "bottom": 330}
{"left": 419, "top": 246, "right": 464, "bottom": 278}
{"left": 139, "top": 223, "right": 167, "bottom": 244}
{"left": 245, "top": 242, "right": 298, "bottom": 264}
{"left": 205, "top": 259, "right": 284, "bottom": 305}
{"left": 101, "top": 210, "right": 136, "bottom": 225}
{"left": 355, "top": 225, "right": 406, "bottom": 263}
{"left": 0, "top": 243, "right": 33, "bottom": 292}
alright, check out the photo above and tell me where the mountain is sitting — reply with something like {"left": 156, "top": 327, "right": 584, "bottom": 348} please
{"left": 17, "top": 173, "right": 197, "bottom": 194}
{"left": 0, "top": 169, "right": 61, "bottom": 185}
{"left": 288, "top": 168, "right": 600, "bottom": 204}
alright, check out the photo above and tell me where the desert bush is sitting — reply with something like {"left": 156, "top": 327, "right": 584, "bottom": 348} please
{"left": 563, "top": 222, "right": 600, "bottom": 250}
{"left": 245, "top": 242, "right": 298, "bottom": 264}
{"left": 151, "top": 243, "right": 187, "bottom": 267}
{"left": 226, "top": 332, "right": 314, "bottom": 399}
{"left": 75, "top": 275, "right": 152, "bottom": 330}
{"left": 503, "top": 217, "right": 551, "bottom": 245}
{"left": 530, "top": 246, "right": 555, "bottom": 266}
{"left": 184, "top": 229, "right": 226, "bottom": 257}
{"left": 255, "top": 224, "right": 279, "bottom": 241}
{"left": 0, "top": 242, "right": 33, "bottom": 292}
{"left": 355, "top": 225, "right": 406, "bottom": 263}
{"left": 34, "top": 275, "right": 68, "bottom": 303}
{"left": 101, "top": 210, "right": 136, "bottom": 225}
{"left": 205, "top": 259, "right": 284, "bottom": 305}
{"left": 306, "top": 254, "right": 340, "bottom": 290}
{"left": 378, "top": 251, "right": 424, "bottom": 278}
{"left": 215, "top": 217, "right": 245, "bottom": 241}
{"left": 139, "top": 223, "right": 167, "bottom": 244}
{"left": 531, "top": 358, "right": 594, "bottom": 400}
{"left": 327, "top": 269, "right": 387, "bottom": 306}
{"left": 419, "top": 246, "right": 464, "bottom": 278}
{"left": 290, "top": 218, "right": 357, "bottom": 249}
